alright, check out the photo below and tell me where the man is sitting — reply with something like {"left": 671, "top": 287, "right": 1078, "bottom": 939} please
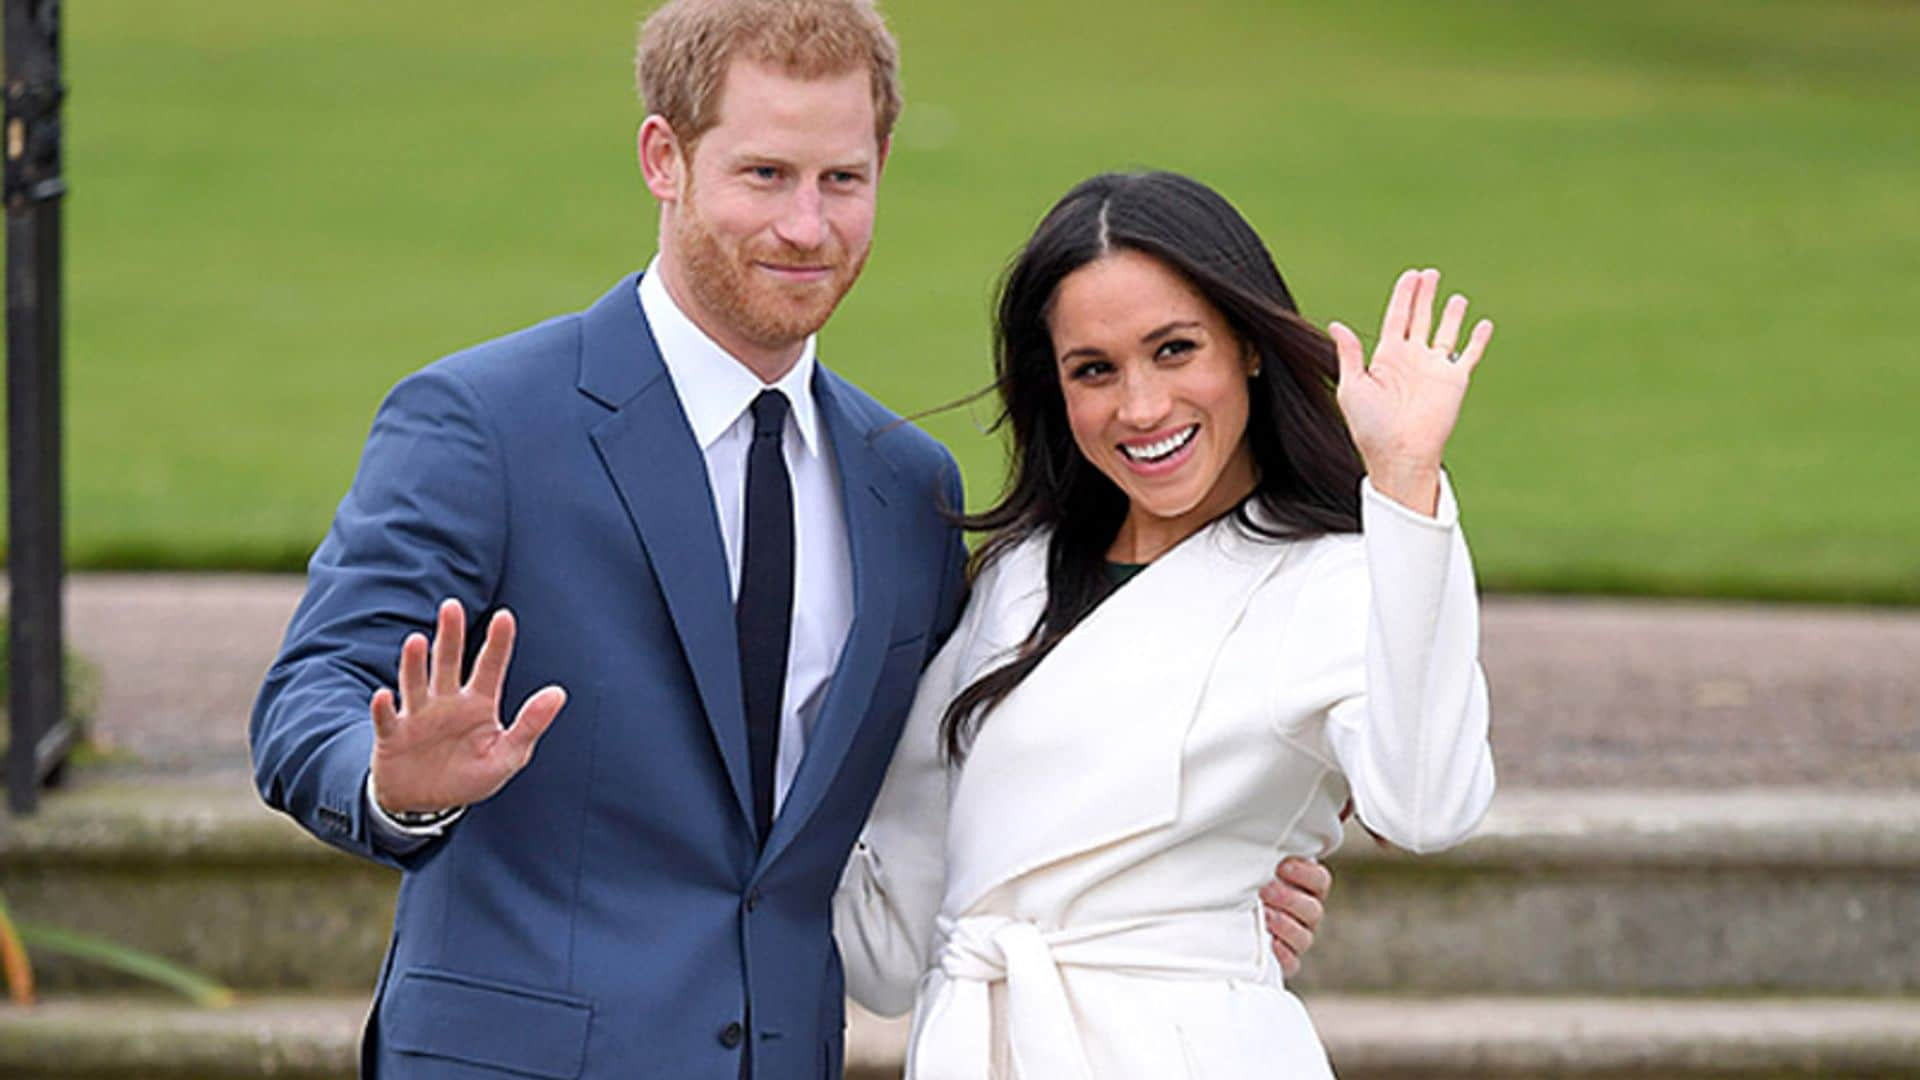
{"left": 251, "top": 1, "right": 1328, "bottom": 1075}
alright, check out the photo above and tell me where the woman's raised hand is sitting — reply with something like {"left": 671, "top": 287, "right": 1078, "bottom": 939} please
{"left": 1328, "top": 268, "right": 1492, "bottom": 516}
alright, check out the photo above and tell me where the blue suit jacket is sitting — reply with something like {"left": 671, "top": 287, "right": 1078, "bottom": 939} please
{"left": 251, "top": 274, "right": 968, "bottom": 1078}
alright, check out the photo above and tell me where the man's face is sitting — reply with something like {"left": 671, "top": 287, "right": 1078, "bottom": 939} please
{"left": 661, "top": 59, "right": 883, "bottom": 370}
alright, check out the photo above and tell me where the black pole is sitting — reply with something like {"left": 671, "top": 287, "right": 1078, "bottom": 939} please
{"left": 5, "top": 0, "right": 71, "bottom": 815}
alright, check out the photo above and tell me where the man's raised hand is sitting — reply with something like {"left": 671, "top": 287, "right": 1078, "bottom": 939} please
{"left": 369, "top": 599, "right": 567, "bottom": 814}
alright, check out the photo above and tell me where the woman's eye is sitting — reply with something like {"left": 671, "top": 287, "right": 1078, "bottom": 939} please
{"left": 1069, "top": 360, "right": 1113, "bottom": 381}
{"left": 1156, "top": 338, "right": 1197, "bottom": 360}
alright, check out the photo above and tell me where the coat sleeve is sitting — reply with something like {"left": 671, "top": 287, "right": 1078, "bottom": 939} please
{"left": 1309, "top": 472, "right": 1495, "bottom": 854}
{"left": 832, "top": 549, "right": 993, "bottom": 1017}
{"left": 248, "top": 365, "right": 507, "bottom": 870}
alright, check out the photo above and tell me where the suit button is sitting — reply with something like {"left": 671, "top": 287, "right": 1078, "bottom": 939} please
{"left": 719, "top": 1021, "right": 745, "bottom": 1048}
{"left": 744, "top": 887, "right": 761, "bottom": 912}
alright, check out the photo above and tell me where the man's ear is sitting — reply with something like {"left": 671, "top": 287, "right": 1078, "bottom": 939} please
{"left": 638, "top": 115, "right": 685, "bottom": 203}
{"left": 875, "top": 134, "right": 892, "bottom": 178}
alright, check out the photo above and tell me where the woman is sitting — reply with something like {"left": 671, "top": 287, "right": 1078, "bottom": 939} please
{"left": 835, "top": 171, "right": 1496, "bottom": 1078}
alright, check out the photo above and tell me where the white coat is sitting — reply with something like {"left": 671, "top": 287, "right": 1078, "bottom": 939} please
{"left": 834, "top": 477, "right": 1496, "bottom": 1078}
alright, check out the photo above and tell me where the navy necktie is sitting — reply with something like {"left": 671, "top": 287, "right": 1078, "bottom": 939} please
{"left": 737, "top": 390, "right": 793, "bottom": 847}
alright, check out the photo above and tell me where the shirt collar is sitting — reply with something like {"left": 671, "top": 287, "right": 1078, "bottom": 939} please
{"left": 638, "top": 258, "right": 823, "bottom": 456}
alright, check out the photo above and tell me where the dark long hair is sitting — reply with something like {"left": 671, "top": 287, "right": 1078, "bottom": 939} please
{"left": 942, "top": 170, "right": 1366, "bottom": 762}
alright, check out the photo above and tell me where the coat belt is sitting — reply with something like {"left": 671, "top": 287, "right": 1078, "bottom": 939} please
{"left": 910, "top": 905, "right": 1270, "bottom": 1079}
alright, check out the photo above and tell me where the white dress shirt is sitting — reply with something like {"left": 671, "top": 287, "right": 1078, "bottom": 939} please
{"left": 366, "top": 263, "right": 856, "bottom": 848}
{"left": 638, "top": 261, "right": 856, "bottom": 813}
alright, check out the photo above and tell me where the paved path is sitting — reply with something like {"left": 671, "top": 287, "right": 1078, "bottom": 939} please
{"left": 24, "top": 573, "right": 1920, "bottom": 788}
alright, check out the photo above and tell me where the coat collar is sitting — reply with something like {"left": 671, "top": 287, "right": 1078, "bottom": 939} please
{"left": 635, "top": 265, "right": 825, "bottom": 457}
{"left": 942, "top": 514, "right": 1295, "bottom": 915}
{"left": 577, "top": 272, "right": 659, "bottom": 408}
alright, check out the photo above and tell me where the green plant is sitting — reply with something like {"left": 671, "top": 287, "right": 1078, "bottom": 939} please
{"left": 0, "top": 892, "right": 31, "bottom": 1006}
{"left": 0, "top": 889, "right": 234, "bottom": 1008}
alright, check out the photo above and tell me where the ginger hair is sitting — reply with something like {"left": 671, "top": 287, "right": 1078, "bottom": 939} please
{"left": 636, "top": 0, "right": 902, "bottom": 148}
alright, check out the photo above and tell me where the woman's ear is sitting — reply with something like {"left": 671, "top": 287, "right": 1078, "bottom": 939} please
{"left": 1245, "top": 342, "right": 1263, "bottom": 379}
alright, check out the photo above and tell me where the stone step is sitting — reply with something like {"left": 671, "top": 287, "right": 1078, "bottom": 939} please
{"left": 0, "top": 994, "right": 360, "bottom": 1080}
{"left": 1291, "top": 788, "right": 1920, "bottom": 997}
{"left": 3, "top": 779, "right": 1915, "bottom": 996}
{"left": 0, "top": 778, "right": 396, "bottom": 994}
{"left": 1302, "top": 995, "right": 1920, "bottom": 1078}
{"left": 1, "top": 993, "right": 1915, "bottom": 1079}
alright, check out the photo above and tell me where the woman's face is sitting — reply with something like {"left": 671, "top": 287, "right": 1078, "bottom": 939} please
{"left": 1046, "top": 249, "right": 1260, "bottom": 559}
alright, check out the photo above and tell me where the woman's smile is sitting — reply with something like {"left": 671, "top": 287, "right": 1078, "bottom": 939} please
{"left": 1117, "top": 423, "right": 1200, "bottom": 470}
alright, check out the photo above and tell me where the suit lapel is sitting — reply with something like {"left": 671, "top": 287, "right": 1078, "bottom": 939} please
{"left": 579, "top": 275, "right": 754, "bottom": 834}
{"left": 760, "top": 372, "right": 899, "bottom": 868}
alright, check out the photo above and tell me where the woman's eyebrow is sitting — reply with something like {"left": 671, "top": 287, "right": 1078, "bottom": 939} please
{"left": 1141, "top": 320, "right": 1203, "bottom": 343}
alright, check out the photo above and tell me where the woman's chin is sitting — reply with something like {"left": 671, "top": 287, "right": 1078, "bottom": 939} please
{"left": 1120, "top": 488, "right": 1208, "bottom": 528}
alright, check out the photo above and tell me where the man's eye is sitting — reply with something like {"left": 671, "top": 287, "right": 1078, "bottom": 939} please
{"left": 748, "top": 166, "right": 780, "bottom": 181}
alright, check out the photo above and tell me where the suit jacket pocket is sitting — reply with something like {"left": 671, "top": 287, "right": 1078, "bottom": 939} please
{"left": 386, "top": 967, "right": 593, "bottom": 1079}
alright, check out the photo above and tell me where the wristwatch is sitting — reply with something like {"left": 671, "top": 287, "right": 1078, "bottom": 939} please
{"left": 368, "top": 773, "right": 464, "bottom": 831}
{"left": 387, "top": 805, "right": 462, "bottom": 828}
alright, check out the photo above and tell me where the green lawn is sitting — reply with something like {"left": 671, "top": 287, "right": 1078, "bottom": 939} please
{"left": 20, "top": 0, "right": 1920, "bottom": 601}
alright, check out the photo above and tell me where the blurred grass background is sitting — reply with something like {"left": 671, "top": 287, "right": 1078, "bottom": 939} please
{"left": 14, "top": 0, "right": 1920, "bottom": 600}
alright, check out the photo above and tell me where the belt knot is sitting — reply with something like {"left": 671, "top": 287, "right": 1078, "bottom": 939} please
{"left": 912, "top": 906, "right": 1270, "bottom": 1078}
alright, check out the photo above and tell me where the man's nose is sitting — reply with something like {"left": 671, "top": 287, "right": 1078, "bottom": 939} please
{"left": 773, "top": 186, "right": 828, "bottom": 251}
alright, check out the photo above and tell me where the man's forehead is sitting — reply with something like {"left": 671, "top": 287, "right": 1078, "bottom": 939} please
{"left": 702, "top": 58, "right": 878, "bottom": 157}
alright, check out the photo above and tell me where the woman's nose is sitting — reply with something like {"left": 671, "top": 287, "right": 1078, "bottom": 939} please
{"left": 1117, "top": 370, "right": 1171, "bottom": 428}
